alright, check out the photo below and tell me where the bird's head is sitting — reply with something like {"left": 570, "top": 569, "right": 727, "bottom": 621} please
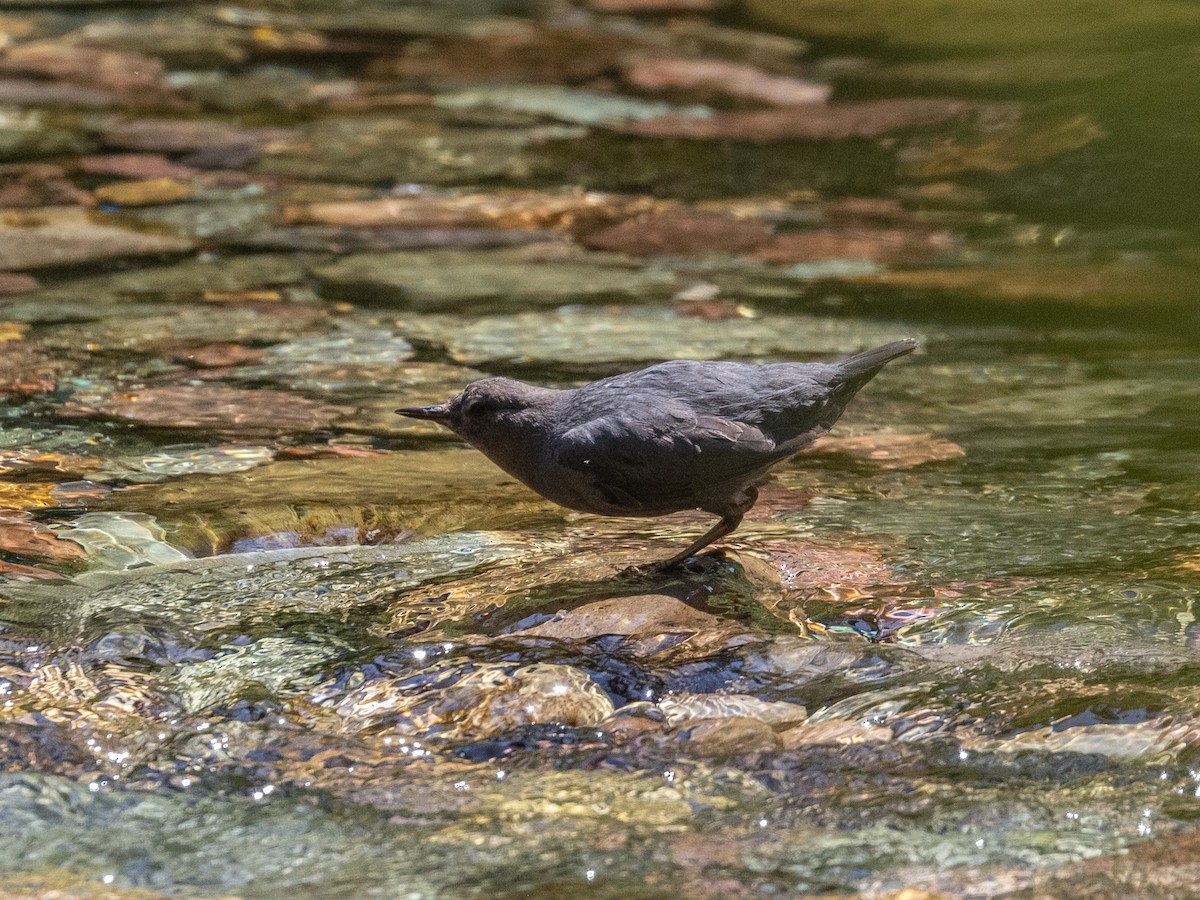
{"left": 396, "top": 378, "right": 547, "bottom": 441}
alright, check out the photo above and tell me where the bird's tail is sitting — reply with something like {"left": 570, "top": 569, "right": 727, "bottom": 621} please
{"left": 835, "top": 339, "right": 918, "bottom": 381}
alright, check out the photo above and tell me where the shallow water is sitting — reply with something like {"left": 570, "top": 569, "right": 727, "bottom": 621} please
{"left": 0, "top": 1, "right": 1198, "bottom": 897}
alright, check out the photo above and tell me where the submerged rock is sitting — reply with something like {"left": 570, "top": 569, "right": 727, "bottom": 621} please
{"left": 0, "top": 208, "right": 192, "bottom": 270}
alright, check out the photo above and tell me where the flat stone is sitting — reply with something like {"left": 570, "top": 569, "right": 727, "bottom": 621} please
{"left": 660, "top": 693, "right": 808, "bottom": 728}
{"left": 624, "top": 57, "right": 830, "bottom": 107}
{"left": 0, "top": 271, "right": 37, "bottom": 295}
{"left": 0, "top": 162, "right": 91, "bottom": 208}
{"left": 679, "top": 716, "right": 781, "bottom": 757}
{"left": 101, "top": 117, "right": 295, "bottom": 153}
{"left": 313, "top": 249, "right": 677, "bottom": 310}
{"left": 780, "top": 719, "right": 893, "bottom": 749}
{"left": 74, "top": 386, "right": 350, "bottom": 435}
{"left": 283, "top": 190, "right": 652, "bottom": 231}
{"left": 0, "top": 108, "right": 89, "bottom": 162}
{"left": 93, "top": 177, "right": 193, "bottom": 207}
{"left": 77, "top": 153, "right": 199, "bottom": 181}
{"left": 582, "top": 210, "right": 772, "bottom": 256}
{"left": 0, "top": 510, "right": 86, "bottom": 563}
{"left": 625, "top": 98, "right": 973, "bottom": 140}
{"left": 754, "top": 227, "right": 958, "bottom": 264}
{"left": 589, "top": 0, "right": 724, "bottom": 11}
{"left": 0, "top": 207, "right": 192, "bottom": 270}
{"left": 516, "top": 594, "right": 724, "bottom": 646}
{"left": 400, "top": 306, "right": 917, "bottom": 368}
{"left": 805, "top": 432, "right": 967, "bottom": 469}
{"left": 0, "top": 40, "right": 165, "bottom": 92}
{"left": 0, "top": 77, "right": 120, "bottom": 108}
{"left": 435, "top": 84, "right": 713, "bottom": 127}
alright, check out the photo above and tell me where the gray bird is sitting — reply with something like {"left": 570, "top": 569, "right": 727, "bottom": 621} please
{"left": 398, "top": 339, "right": 916, "bottom": 568}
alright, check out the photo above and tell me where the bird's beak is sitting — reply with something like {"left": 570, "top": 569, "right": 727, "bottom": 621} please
{"left": 396, "top": 405, "right": 452, "bottom": 421}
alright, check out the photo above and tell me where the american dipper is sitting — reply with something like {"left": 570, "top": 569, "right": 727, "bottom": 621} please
{"left": 399, "top": 339, "right": 916, "bottom": 568}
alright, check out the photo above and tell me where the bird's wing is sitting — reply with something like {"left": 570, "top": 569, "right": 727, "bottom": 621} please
{"left": 552, "top": 409, "right": 782, "bottom": 511}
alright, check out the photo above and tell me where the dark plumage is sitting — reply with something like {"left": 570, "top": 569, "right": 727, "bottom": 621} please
{"left": 399, "top": 339, "right": 916, "bottom": 567}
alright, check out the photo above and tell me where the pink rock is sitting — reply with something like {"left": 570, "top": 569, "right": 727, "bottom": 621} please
{"left": 625, "top": 57, "right": 829, "bottom": 107}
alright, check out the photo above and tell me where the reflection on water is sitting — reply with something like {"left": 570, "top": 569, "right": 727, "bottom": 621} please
{"left": 0, "top": 0, "right": 1198, "bottom": 896}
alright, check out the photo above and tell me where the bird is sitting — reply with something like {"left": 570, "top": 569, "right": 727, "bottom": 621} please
{"left": 398, "top": 339, "right": 916, "bottom": 568}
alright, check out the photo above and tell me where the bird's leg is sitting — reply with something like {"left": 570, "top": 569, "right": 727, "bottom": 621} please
{"left": 659, "top": 509, "right": 744, "bottom": 569}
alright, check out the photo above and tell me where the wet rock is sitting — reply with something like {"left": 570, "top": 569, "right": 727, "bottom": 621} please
{"left": 34, "top": 252, "right": 316, "bottom": 304}
{"left": 44, "top": 305, "right": 325, "bottom": 353}
{"left": 779, "top": 719, "right": 893, "bottom": 749}
{"left": 625, "top": 98, "right": 973, "bottom": 140}
{"left": 74, "top": 386, "right": 349, "bottom": 436}
{"left": 0, "top": 510, "right": 87, "bottom": 563}
{"left": 373, "top": 26, "right": 632, "bottom": 85}
{"left": 0, "top": 342, "right": 63, "bottom": 397}
{"left": 841, "top": 259, "right": 1194, "bottom": 306}
{"left": 0, "top": 40, "right": 166, "bottom": 93}
{"left": 94, "top": 445, "right": 275, "bottom": 484}
{"left": 400, "top": 306, "right": 915, "bottom": 368}
{"left": 93, "top": 178, "right": 192, "bottom": 207}
{"left": 241, "top": 225, "right": 559, "bottom": 254}
{"left": 313, "top": 249, "right": 677, "bottom": 310}
{"left": 0, "top": 449, "right": 100, "bottom": 477}
{"left": 590, "top": 0, "right": 725, "bottom": 11}
{"left": 337, "top": 662, "right": 615, "bottom": 742}
{"left": 77, "top": 153, "right": 199, "bottom": 181}
{"left": 623, "top": 58, "right": 830, "bottom": 107}
{"left": 754, "top": 227, "right": 958, "bottom": 264}
{"left": 253, "top": 116, "right": 571, "bottom": 185}
{"left": 0, "top": 271, "right": 37, "bottom": 295}
{"left": 0, "top": 559, "right": 69, "bottom": 582}
{"left": 173, "top": 637, "right": 341, "bottom": 714}
{"left": 182, "top": 66, "right": 320, "bottom": 113}
{"left": 110, "top": 452, "right": 551, "bottom": 552}
{"left": 964, "top": 722, "right": 1196, "bottom": 761}
{"left": 513, "top": 594, "right": 735, "bottom": 656}
{"left": 901, "top": 111, "right": 1104, "bottom": 178}
{"left": 120, "top": 197, "right": 276, "bottom": 240}
{"left": 739, "top": 541, "right": 902, "bottom": 593}
{"left": 0, "top": 163, "right": 92, "bottom": 208}
{"left": 283, "top": 190, "right": 652, "bottom": 232}
{"left": 56, "top": 512, "right": 189, "bottom": 571}
{"left": 71, "top": 19, "right": 250, "bottom": 68}
{"left": 0, "top": 207, "right": 193, "bottom": 270}
{"left": 659, "top": 693, "right": 808, "bottom": 728}
{"left": 100, "top": 118, "right": 295, "bottom": 154}
{"left": 435, "top": 85, "right": 713, "bottom": 127}
{"left": 804, "top": 432, "right": 967, "bottom": 469}
{"left": 0, "top": 77, "right": 123, "bottom": 108}
{"left": 582, "top": 210, "right": 772, "bottom": 256}
{"left": 0, "top": 108, "right": 89, "bottom": 162}
{"left": 173, "top": 343, "right": 266, "bottom": 369}
{"left": 679, "top": 716, "right": 781, "bottom": 757}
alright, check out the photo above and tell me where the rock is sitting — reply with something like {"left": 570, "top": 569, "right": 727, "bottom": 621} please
{"left": 172, "top": 343, "right": 265, "bottom": 369}
{"left": 514, "top": 595, "right": 731, "bottom": 656}
{"left": 43, "top": 306, "right": 325, "bottom": 353}
{"left": 313, "top": 249, "right": 677, "bottom": 310}
{"left": 0, "top": 510, "right": 87, "bottom": 563}
{"left": 435, "top": 84, "right": 713, "bottom": 127}
{"left": 0, "top": 207, "right": 192, "bottom": 270}
{"left": 659, "top": 693, "right": 808, "bottom": 728}
{"left": 0, "top": 342, "right": 61, "bottom": 397}
{"left": 582, "top": 211, "right": 772, "bottom": 256}
{"left": 624, "top": 58, "right": 830, "bottom": 107}
{"left": 337, "top": 662, "right": 615, "bottom": 742}
{"left": 282, "top": 190, "right": 652, "bottom": 232}
{"left": 0, "top": 271, "right": 37, "bottom": 295}
{"left": 101, "top": 118, "right": 295, "bottom": 153}
{"left": 400, "top": 306, "right": 917, "bottom": 368}
{"left": 70, "top": 19, "right": 249, "bottom": 68}
{"left": 93, "top": 177, "right": 192, "bottom": 207}
{"left": 589, "top": 0, "right": 725, "bottom": 11}
{"left": 253, "top": 116, "right": 569, "bottom": 185}
{"left": 0, "top": 162, "right": 92, "bottom": 208}
{"left": 964, "top": 722, "right": 1196, "bottom": 760}
{"left": 241, "top": 225, "right": 559, "bottom": 254}
{"left": 373, "top": 26, "right": 632, "bottom": 85}
{"left": 73, "top": 386, "right": 350, "bottom": 435}
{"left": 55, "top": 512, "right": 190, "bottom": 571}
{"left": 741, "top": 541, "right": 900, "bottom": 593}
{"left": 754, "top": 227, "right": 958, "bottom": 264}
{"left": 0, "top": 40, "right": 166, "bottom": 92}
{"left": 804, "top": 432, "right": 967, "bottom": 469}
{"left": 77, "top": 153, "right": 199, "bottom": 181}
{"left": 625, "top": 98, "right": 973, "bottom": 141}
{"left": 679, "top": 716, "right": 781, "bottom": 757}
{"left": 779, "top": 719, "right": 893, "bottom": 749}
{"left": 94, "top": 445, "right": 275, "bottom": 484}
{"left": 0, "top": 78, "right": 121, "bottom": 108}
{"left": 0, "top": 108, "right": 89, "bottom": 162}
